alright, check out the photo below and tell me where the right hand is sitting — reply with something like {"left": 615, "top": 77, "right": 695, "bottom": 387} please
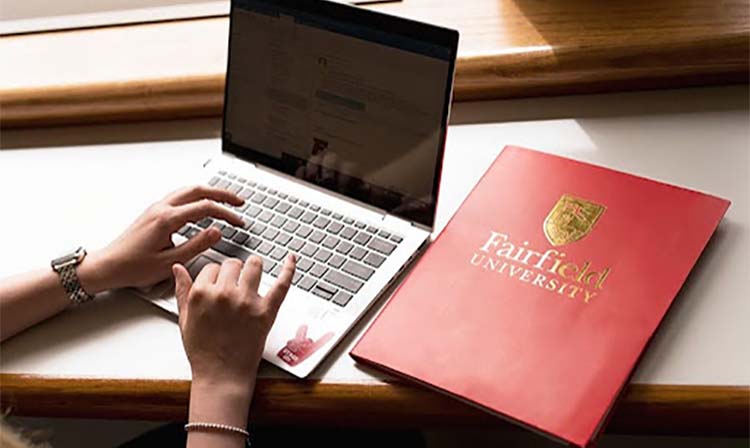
{"left": 172, "top": 254, "right": 297, "bottom": 388}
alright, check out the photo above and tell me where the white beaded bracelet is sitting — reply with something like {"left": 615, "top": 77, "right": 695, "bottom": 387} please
{"left": 184, "top": 422, "right": 250, "bottom": 443}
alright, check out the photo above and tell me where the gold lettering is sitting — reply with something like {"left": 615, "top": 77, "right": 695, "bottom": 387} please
{"left": 584, "top": 290, "right": 598, "bottom": 303}
{"left": 557, "top": 262, "right": 579, "bottom": 279}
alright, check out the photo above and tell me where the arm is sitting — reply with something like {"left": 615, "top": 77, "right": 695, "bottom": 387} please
{"left": 173, "top": 253, "right": 296, "bottom": 448}
{"left": 0, "top": 185, "right": 245, "bottom": 342}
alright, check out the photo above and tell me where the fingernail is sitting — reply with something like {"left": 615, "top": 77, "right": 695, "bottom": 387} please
{"left": 288, "top": 253, "right": 297, "bottom": 263}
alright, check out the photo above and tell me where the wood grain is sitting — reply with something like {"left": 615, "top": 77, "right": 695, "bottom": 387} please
{"left": 1, "top": 0, "right": 747, "bottom": 128}
{"left": 0, "top": 374, "right": 747, "bottom": 435}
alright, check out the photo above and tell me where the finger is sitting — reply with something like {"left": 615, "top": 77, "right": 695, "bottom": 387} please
{"left": 166, "top": 185, "right": 244, "bottom": 207}
{"left": 195, "top": 261, "right": 221, "bottom": 285}
{"left": 296, "top": 324, "right": 308, "bottom": 340}
{"left": 264, "top": 254, "right": 296, "bottom": 315}
{"left": 166, "top": 227, "right": 221, "bottom": 264}
{"left": 217, "top": 258, "right": 243, "bottom": 288}
{"left": 239, "top": 255, "right": 263, "bottom": 295}
{"left": 172, "top": 263, "right": 193, "bottom": 316}
{"left": 171, "top": 200, "right": 245, "bottom": 229}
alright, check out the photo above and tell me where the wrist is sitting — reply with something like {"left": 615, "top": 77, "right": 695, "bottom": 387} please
{"left": 189, "top": 374, "right": 256, "bottom": 428}
{"left": 76, "top": 249, "right": 115, "bottom": 295}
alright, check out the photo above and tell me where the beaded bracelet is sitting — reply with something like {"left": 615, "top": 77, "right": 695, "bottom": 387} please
{"left": 184, "top": 422, "right": 251, "bottom": 446}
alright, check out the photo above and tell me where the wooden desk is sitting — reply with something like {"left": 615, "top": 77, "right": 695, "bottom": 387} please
{"left": 0, "top": 86, "right": 748, "bottom": 436}
{"left": 1, "top": 0, "right": 748, "bottom": 128}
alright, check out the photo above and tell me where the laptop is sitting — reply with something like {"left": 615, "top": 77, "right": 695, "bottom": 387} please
{"left": 140, "top": 0, "right": 459, "bottom": 378}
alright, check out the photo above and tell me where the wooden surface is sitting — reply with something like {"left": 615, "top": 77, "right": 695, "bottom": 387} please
{"left": 0, "top": 374, "right": 747, "bottom": 436}
{"left": 1, "top": 0, "right": 748, "bottom": 128}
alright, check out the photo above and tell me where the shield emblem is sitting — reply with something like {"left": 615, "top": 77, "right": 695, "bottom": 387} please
{"left": 543, "top": 194, "right": 606, "bottom": 246}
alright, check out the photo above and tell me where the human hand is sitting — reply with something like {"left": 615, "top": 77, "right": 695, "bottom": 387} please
{"left": 79, "top": 186, "right": 245, "bottom": 294}
{"left": 172, "top": 254, "right": 296, "bottom": 388}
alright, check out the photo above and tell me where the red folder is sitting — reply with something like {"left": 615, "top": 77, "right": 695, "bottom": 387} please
{"left": 351, "top": 146, "right": 730, "bottom": 446}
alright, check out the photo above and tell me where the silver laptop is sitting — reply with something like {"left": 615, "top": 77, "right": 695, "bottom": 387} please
{"left": 141, "top": 0, "right": 459, "bottom": 378}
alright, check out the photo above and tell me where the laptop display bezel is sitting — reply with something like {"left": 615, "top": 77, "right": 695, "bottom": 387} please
{"left": 221, "top": 0, "right": 459, "bottom": 229}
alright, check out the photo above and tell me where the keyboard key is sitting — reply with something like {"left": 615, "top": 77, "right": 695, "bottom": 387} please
{"left": 270, "top": 247, "right": 288, "bottom": 261}
{"left": 313, "top": 216, "right": 330, "bottom": 229}
{"left": 300, "top": 211, "right": 316, "bottom": 224}
{"left": 185, "top": 227, "right": 200, "bottom": 238}
{"left": 355, "top": 221, "right": 366, "bottom": 229}
{"left": 221, "top": 227, "right": 237, "bottom": 239}
{"left": 343, "top": 217, "right": 354, "bottom": 225}
{"left": 216, "top": 179, "right": 231, "bottom": 189}
{"left": 228, "top": 184, "right": 242, "bottom": 195}
{"left": 310, "top": 230, "right": 326, "bottom": 244}
{"left": 309, "top": 263, "right": 328, "bottom": 278}
{"left": 368, "top": 237, "right": 397, "bottom": 255}
{"left": 288, "top": 207, "right": 304, "bottom": 219}
{"left": 275, "top": 202, "right": 291, "bottom": 214}
{"left": 247, "top": 180, "right": 257, "bottom": 187}
{"left": 366, "top": 225, "right": 378, "bottom": 234}
{"left": 274, "top": 232, "right": 292, "bottom": 246}
{"left": 250, "top": 223, "right": 266, "bottom": 235}
{"left": 218, "top": 170, "right": 227, "bottom": 175}
{"left": 343, "top": 259, "right": 375, "bottom": 281}
{"left": 327, "top": 222, "right": 343, "bottom": 234}
{"left": 258, "top": 241, "right": 274, "bottom": 255}
{"left": 270, "top": 215, "right": 287, "bottom": 228}
{"left": 292, "top": 271, "right": 302, "bottom": 284}
{"left": 257, "top": 184, "right": 267, "bottom": 191}
{"left": 283, "top": 221, "right": 300, "bottom": 233}
{"left": 299, "top": 200, "right": 309, "bottom": 207}
{"left": 232, "top": 231, "right": 249, "bottom": 245}
{"left": 313, "top": 248, "right": 332, "bottom": 263}
{"left": 332, "top": 291, "right": 354, "bottom": 307}
{"left": 270, "top": 262, "right": 282, "bottom": 277}
{"left": 211, "top": 222, "right": 225, "bottom": 231}
{"left": 298, "top": 276, "right": 316, "bottom": 291}
{"left": 237, "top": 177, "right": 247, "bottom": 184}
{"left": 258, "top": 210, "right": 274, "bottom": 223}
{"left": 340, "top": 227, "right": 356, "bottom": 240}
{"left": 177, "top": 224, "right": 191, "bottom": 235}
{"left": 288, "top": 238, "right": 305, "bottom": 252}
{"left": 197, "top": 217, "right": 212, "bottom": 228}
{"left": 377, "top": 230, "right": 391, "bottom": 239}
{"left": 312, "top": 282, "right": 337, "bottom": 300}
{"left": 322, "top": 235, "right": 339, "bottom": 249}
{"left": 350, "top": 246, "right": 367, "bottom": 261}
{"left": 288, "top": 196, "right": 298, "bottom": 203}
{"left": 245, "top": 205, "right": 262, "bottom": 218}
{"left": 244, "top": 236, "right": 262, "bottom": 250}
{"left": 227, "top": 173, "right": 237, "bottom": 180}
{"left": 263, "top": 197, "right": 279, "bottom": 209}
{"left": 277, "top": 192, "right": 288, "bottom": 199}
{"left": 332, "top": 213, "right": 343, "bottom": 220}
{"left": 212, "top": 240, "right": 250, "bottom": 261}
{"left": 267, "top": 188, "right": 277, "bottom": 196}
{"left": 353, "top": 231, "right": 371, "bottom": 246}
{"left": 239, "top": 188, "right": 254, "bottom": 200}
{"left": 328, "top": 254, "right": 346, "bottom": 269}
{"left": 297, "top": 257, "right": 314, "bottom": 272}
{"left": 261, "top": 257, "right": 276, "bottom": 273}
{"left": 300, "top": 243, "right": 318, "bottom": 257}
{"left": 262, "top": 228, "right": 279, "bottom": 241}
{"left": 364, "top": 251, "right": 386, "bottom": 268}
{"left": 323, "top": 270, "right": 363, "bottom": 293}
{"left": 251, "top": 193, "right": 266, "bottom": 204}
{"left": 309, "top": 204, "right": 320, "bottom": 211}
{"left": 321, "top": 208, "right": 332, "bottom": 216}
{"left": 296, "top": 225, "right": 313, "bottom": 238}
{"left": 335, "top": 241, "right": 353, "bottom": 255}
{"left": 208, "top": 176, "right": 220, "bottom": 186}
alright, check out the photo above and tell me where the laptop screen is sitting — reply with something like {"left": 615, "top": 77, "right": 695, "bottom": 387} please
{"left": 223, "top": 0, "right": 458, "bottom": 228}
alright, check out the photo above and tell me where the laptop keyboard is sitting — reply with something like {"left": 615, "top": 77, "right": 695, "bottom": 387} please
{"left": 177, "top": 170, "right": 403, "bottom": 307}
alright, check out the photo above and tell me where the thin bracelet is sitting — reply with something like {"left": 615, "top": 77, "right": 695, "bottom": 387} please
{"left": 184, "top": 422, "right": 251, "bottom": 445}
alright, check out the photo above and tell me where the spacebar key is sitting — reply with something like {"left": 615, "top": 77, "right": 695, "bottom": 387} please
{"left": 212, "top": 240, "right": 250, "bottom": 261}
{"left": 323, "top": 270, "right": 363, "bottom": 293}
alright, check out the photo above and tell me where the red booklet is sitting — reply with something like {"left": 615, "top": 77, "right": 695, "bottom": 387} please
{"left": 351, "top": 146, "right": 730, "bottom": 446}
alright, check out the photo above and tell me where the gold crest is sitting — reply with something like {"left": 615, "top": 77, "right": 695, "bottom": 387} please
{"left": 543, "top": 194, "right": 605, "bottom": 246}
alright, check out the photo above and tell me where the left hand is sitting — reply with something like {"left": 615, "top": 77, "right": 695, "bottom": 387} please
{"left": 79, "top": 186, "right": 245, "bottom": 294}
